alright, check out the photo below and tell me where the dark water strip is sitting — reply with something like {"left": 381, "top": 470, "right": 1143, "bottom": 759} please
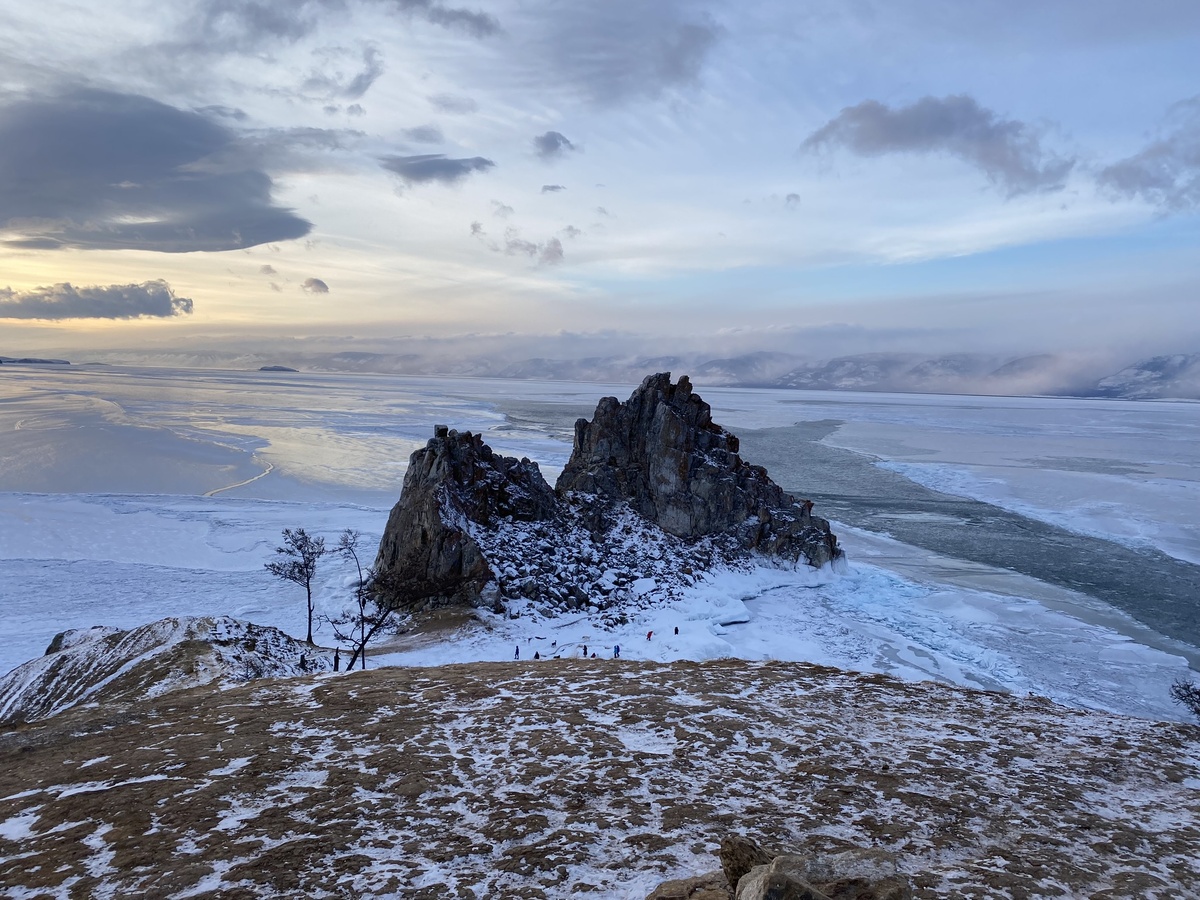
{"left": 736, "top": 424, "right": 1200, "bottom": 652}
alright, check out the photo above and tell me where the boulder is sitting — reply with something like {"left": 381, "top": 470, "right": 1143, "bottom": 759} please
{"left": 373, "top": 426, "right": 557, "bottom": 609}
{"left": 736, "top": 850, "right": 911, "bottom": 900}
{"left": 646, "top": 870, "right": 733, "bottom": 900}
{"left": 719, "top": 834, "right": 773, "bottom": 890}
{"left": 557, "top": 373, "right": 841, "bottom": 567}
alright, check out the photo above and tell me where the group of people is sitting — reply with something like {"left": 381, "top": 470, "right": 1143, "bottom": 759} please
{"left": 513, "top": 625, "right": 680, "bottom": 661}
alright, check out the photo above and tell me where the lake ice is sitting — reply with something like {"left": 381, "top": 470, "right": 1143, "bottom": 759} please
{"left": 1, "top": 364, "right": 1196, "bottom": 720}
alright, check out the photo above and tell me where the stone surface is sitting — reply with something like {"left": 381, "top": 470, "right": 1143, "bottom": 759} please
{"left": 646, "top": 869, "right": 733, "bottom": 900}
{"left": 720, "top": 834, "right": 774, "bottom": 890}
{"left": 373, "top": 427, "right": 557, "bottom": 608}
{"left": 557, "top": 373, "right": 841, "bottom": 567}
{"left": 735, "top": 850, "right": 912, "bottom": 900}
{"left": 735, "top": 869, "right": 830, "bottom": 900}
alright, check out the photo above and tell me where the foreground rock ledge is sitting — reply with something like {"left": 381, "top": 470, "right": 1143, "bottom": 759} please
{"left": 374, "top": 373, "right": 842, "bottom": 611}
{"left": 2, "top": 660, "right": 1196, "bottom": 898}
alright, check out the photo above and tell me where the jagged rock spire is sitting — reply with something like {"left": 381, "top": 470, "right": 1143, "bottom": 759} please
{"left": 557, "top": 373, "right": 841, "bottom": 566}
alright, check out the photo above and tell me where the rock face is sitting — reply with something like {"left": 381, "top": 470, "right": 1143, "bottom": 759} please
{"left": 373, "top": 376, "right": 841, "bottom": 612}
{"left": 373, "top": 426, "right": 557, "bottom": 607}
{"left": 558, "top": 373, "right": 841, "bottom": 567}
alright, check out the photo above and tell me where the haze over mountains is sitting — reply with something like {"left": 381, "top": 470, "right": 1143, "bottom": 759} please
{"left": 10, "top": 346, "right": 1200, "bottom": 400}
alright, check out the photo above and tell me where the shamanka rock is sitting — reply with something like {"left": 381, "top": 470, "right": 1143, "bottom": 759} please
{"left": 372, "top": 375, "right": 842, "bottom": 614}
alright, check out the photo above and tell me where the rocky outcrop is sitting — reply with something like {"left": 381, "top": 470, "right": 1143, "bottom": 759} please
{"left": 373, "top": 426, "right": 557, "bottom": 608}
{"left": 0, "top": 616, "right": 329, "bottom": 725}
{"left": 649, "top": 837, "right": 913, "bottom": 900}
{"left": 558, "top": 373, "right": 841, "bottom": 567}
{"left": 373, "top": 376, "right": 841, "bottom": 613}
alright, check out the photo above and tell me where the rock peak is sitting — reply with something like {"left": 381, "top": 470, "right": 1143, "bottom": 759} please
{"left": 557, "top": 373, "right": 840, "bottom": 566}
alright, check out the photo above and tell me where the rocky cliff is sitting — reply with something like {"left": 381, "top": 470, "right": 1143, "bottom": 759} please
{"left": 373, "top": 426, "right": 557, "bottom": 608}
{"left": 373, "top": 374, "right": 841, "bottom": 614}
{"left": 558, "top": 372, "right": 840, "bottom": 565}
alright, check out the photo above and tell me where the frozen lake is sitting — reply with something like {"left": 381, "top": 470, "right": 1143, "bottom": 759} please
{"left": 1, "top": 364, "right": 1197, "bottom": 720}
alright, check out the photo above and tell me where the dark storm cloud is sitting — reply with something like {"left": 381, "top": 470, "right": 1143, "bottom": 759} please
{"left": 1098, "top": 97, "right": 1200, "bottom": 211}
{"left": 801, "top": 95, "right": 1074, "bottom": 196}
{"left": 380, "top": 153, "right": 495, "bottom": 185}
{"left": 0, "top": 89, "right": 312, "bottom": 252}
{"left": 0, "top": 280, "right": 193, "bottom": 320}
{"left": 302, "top": 277, "right": 330, "bottom": 293}
{"left": 402, "top": 124, "right": 444, "bottom": 144}
{"left": 534, "top": 131, "right": 575, "bottom": 160}
{"left": 519, "top": 1, "right": 721, "bottom": 105}
{"left": 428, "top": 93, "right": 478, "bottom": 114}
{"left": 541, "top": 184, "right": 566, "bottom": 193}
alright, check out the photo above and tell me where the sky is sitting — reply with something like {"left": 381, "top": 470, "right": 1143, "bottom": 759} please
{"left": 1, "top": 0, "right": 1199, "bottom": 362}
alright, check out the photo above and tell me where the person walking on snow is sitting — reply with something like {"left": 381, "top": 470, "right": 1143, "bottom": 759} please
{"left": 647, "top": 630, "right": 653, "bottom": 641}
{"left": 613, "top": 644, "right": 621, "bottom": 659}
{"left": 514, "top": 644, "right": 520, "bottom": 660}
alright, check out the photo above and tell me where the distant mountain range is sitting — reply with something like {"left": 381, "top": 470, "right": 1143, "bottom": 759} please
{"left": 10, "top": 348, "right": 1200, "bottom": 399}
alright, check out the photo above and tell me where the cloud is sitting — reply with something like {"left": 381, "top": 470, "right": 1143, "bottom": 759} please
{"left": 185, "top": 0, "right": 499, "bottom": 55}
{"left": 801, "top": 95, "right": 1074, "bottom": 196}
{"left": 428, "top": 93, "right": 478, "bottom": 114}
{"left": 497, "top": 227, "right": 564, "bottom": 265}
{"left": 534, "top": 131, "right": 575, "bottom": 160}
{"left": 303, "top": 45, "right": 385, "bottom": 100}
{"left": 0, "top": 89, "right": 312, "bottom": 252}
{"left": 0, "top": 280, "right": 193, "bottom": 320}
{"left": 402, "top": 125, "right": 445, "bottom": 144}
{"left": 302, "top": 277, "right": 329, "bottom": 293}
{"left": 380, "top": 153, "right": 495, "bottom": 185}
{"left": 539, "top": 237, "right": 564, "bottom": 265}
{"left": 541, "top": 184, "right": 566, "bottom": 193}
{"left": 1098, "top": 97, "right": 1200, "bottom": 211}
{"left": 516, "top": 2, "right": 721, "bottom": 105}
{"left": 595, "top": 206, "right": 611, "bottom": 216}
{"left": 470, "top": 221, "right": 484, "bottom": 235}
{"left": 259, "top": 264, "right": 277, "bottom": 275}
{"left": 785, "top": 192, "right": 801, "bottom": 207}
{"left": 560, "top": 225, "right": 582, "bottom": 238}
{"left": 491, "top": 201, "right": 514, "bottom": 218}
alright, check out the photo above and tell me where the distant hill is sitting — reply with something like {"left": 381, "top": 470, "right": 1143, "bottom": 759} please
{"left": 1090, "top": 353, "right": 1200, "bottom": 400}
{"left": 39, "top": 347, "right": 1200, "bottom": 399}
{"left": 0, "top": 356, "right": 70, "bottom": 365}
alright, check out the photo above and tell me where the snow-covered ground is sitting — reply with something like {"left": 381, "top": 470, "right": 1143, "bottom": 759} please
{"left": 1, "top": 365, "right": 1196, "bottom": 721}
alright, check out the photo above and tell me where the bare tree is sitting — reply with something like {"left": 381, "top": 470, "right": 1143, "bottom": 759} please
{"left": 1170, "top": 676, "right": 1200, "bottom": 723}
{"left": 326, "top": 530, "right": 407, "bottom": 671}
{"left": 265, "top": 527, "right": 326, "bottom": 644}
